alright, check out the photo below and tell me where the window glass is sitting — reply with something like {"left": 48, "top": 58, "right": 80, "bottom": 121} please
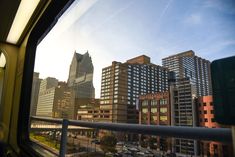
{"left": 151, "top": 100, "right": 157, "bottom": 106}
{"left": 160, "top": 107, "right": 167, "bottom": 113}
{"left": 29, "top": 0, "right": 235, "bottom": 156}
{"left": 142, "top": 100, "right": 148, "bottom": 107}
{"left": 142, "top": 108, "right": 148, "bottom": 114}
{"left": 151, "top": 108, "right": 157, "bottom": 113}
{"left": 160, "top": 116, "right": 167, "bottom": 121}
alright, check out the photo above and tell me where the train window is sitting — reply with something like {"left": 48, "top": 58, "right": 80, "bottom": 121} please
{"left": 25, "top": 0, "right": 235, "bottom": 156}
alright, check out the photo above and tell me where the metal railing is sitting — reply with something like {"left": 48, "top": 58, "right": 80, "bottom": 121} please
{"left": 30, "top": 116, "right": 232, "bottom": 157}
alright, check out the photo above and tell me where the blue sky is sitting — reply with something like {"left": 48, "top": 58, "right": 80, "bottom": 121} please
{"left": 35, "top": 0, "right": 235, "bottom": 98}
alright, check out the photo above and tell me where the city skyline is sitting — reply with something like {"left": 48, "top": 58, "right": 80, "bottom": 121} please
{"left": 31, "top": 53, "right": 231, "bottom": 156}
{"left": 34, "top": 0, "right": 235, "bottom": 98}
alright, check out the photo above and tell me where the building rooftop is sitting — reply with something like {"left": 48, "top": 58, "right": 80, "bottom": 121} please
{"left": 162, "top": 50, "right": 195, "bottom": 60}
{"left": 126, "top": 55, "right": 151, "bottom": 64}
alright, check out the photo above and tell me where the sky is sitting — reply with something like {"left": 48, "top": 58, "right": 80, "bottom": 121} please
{"left": 34, "top": 0, "right": 235, "bottom": 98}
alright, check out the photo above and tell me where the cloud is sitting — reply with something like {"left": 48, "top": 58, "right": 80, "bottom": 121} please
{"left": 184, "top": 13, "right": 202, "bottom": 25}
{"left": 87, "top": 0, "right": 135, "bottom": 36}
{"left": 158, "top": 0, "right": 173, "bottom": 22}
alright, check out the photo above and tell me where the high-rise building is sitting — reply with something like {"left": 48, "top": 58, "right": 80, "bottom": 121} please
{"left": 139, "top": 92, "right": 171, "bottom": 152}
{"left": 76, "top": 98, "right": 100, "bottom": 122}
{"left": 170, "top": 78, "right": 198, "bottom": 156}
{"left": 36, "top": 77, "right": 58, "bottom": 117}
{"left": 196, "top": 96, "right": 233, "bottom": 157}
{"left": 37, "top": 78, "right": 76, "bottom": 119}
{"left": 162, "top": 50, "right": 212, "bottom": 96}
{"left": 30, "top": 72, "right": 41, "bottom": 116}
{"left": 100, "top": 55, "right": 169, "bottom": 123}
{"left": 52, "top": 82, "right": 75, "bottom": 119}
{"left": 67, "top": 51, "right": 95, "bottom": 98}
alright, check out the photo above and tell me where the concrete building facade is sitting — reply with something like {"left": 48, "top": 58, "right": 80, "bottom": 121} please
{"left": 52, "top": 82, "right": 75, "bottom": 119}
{"left": 162, "top": 50, "right": 212, "bottom": 97}
{"left": 100, "top": 55, "right": 169, "bottom": 123}
{"left": 76, "top": 98, "right": 100, "bottom": 122}
{"left": 197, "top": 96, "right": 233, "bottom": 157}
{"left": 170, "top": 78, "right": 198, "bottom": 156}
{"left": 139, "top": 92, "right": 171, "bottom": 152}
{"left": 36, "top": 77, "right": 58, "bottom": 117}
{"left": 37, "top": 79, "right": 76, "bottom": 119}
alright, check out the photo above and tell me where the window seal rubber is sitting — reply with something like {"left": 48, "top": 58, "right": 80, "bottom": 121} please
{"left": 17, "top": 0, "right": 74, "bottom": 156}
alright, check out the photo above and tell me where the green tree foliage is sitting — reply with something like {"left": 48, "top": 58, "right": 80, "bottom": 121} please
{"left": 100, "top": 134, "right": 117, "bottom": 154}
{"left": 149, "top": 137, "right": 157, "bottom": 149}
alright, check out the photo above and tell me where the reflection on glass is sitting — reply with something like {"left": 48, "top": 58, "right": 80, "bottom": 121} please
{"left": 30, "top": 0, "right": 235, "bottom": 156}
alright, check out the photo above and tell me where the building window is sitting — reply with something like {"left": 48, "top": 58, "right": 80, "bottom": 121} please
{"left": 142, "top": 108, "right": 148, "bottom": 113}
{"left": 142, "top": 100, "right": 148, "bottom": 106}
{"left": 203, "top": 103, "right": 206, "bottom": 106}
{"left": 160, "top": 107, "right": 167, "bottom": 113}
{"left": 160, "top": 116, "right": 167, "bottom": 121}
{"left": 151, "top": 100, "right": 157, "bottom": 106}
{"left": 160, "top": 99, "right": 167, "bottom": 105}
{"left": 151, "top": 108, "right": 157, "bottom": 113}
{"left": 151, "top": 116, "right": 157, "bottom": 121}
{"left": 204, "top": 110, "right": 207, "bottom": 114}
{"left": 204, "top": 118, "right": 208, "bottom": 122}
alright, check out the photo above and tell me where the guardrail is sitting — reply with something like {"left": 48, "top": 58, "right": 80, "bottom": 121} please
{"left": 30, "top": 116, "right": 232, "bottom": 157}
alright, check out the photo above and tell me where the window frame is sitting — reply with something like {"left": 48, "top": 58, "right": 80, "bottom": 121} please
{"left": 17, "top": 0, "right": 74, "bottom": 156}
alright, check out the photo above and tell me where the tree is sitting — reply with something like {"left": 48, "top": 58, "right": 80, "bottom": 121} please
{"left": 100, "top": 134, "right": 117, "bottom": 156}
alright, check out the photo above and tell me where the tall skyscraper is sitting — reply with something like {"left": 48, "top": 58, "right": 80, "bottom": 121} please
{"left": 30, "top": 72, "right": 41, "bottom": 116}
{"left": 162, "top": 50, "right": 212, "bottom": 96}
{"left": 100, "top": 55, "right": 169, "bottom": 123}
{"left": 36, "top": 77, "right": 58, "bottom": 117}
{"left": 67, "top": 51, "right": 95, "bottom": 98}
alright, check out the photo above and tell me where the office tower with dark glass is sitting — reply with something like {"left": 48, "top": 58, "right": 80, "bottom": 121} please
{"left": 100, "top": 55, "right": 169, "bottom": 123}
{"left": 30, "top": 72, "right": 42, "bottom": 116}
{"left": 67, "top": 51, "right": 95, "bottom": 98}
{"left": 162, "top": 50, "right": 212, "bottom": 96}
